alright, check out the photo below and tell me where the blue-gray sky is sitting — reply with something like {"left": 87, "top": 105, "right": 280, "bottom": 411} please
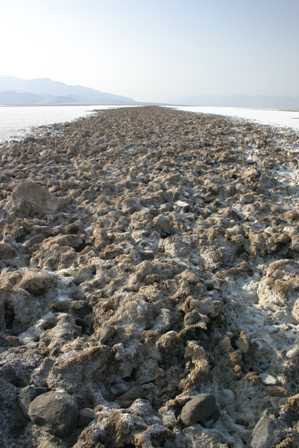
{"left": 1, "top": 0, "right": 298, "bottom": 102}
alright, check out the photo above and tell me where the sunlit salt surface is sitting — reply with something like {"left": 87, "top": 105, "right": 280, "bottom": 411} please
{"left": 0, "top": 105, "right": 135, "bottom": 142}
{"left": 170, "top": 106, "right": 299, "bottom": 131}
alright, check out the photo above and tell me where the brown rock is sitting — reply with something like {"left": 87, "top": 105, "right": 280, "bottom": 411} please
{"left": 18, "top": 270, "right": 57, "bottom": 296}
{"left": 12, "top": 181, "right": 61, "bottom": 217}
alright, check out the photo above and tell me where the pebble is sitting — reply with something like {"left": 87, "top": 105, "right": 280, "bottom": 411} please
{"left": 260, "top": 373, "right": 277, "bottom": 385}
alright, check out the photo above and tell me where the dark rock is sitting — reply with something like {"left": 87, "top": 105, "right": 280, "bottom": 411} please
{"left": 180, "top": 394, "right": 219, "bottom": 426}
{"left": 78, "top": 408, "right": 95, "bottom": 427}
{"left": 28, "top": 390, "right": 78, "bottom": 437}
{"left": 0, "top": 378, "right": 27, "bottom": 444}
{"left": 122, "top": 197, "right": 142, "bottom": 214}
{"left": 19, "top": 385, "right": 47, "bottom": 413}
{"left": 0, "top": 242, "right": 17, "bottom": 260}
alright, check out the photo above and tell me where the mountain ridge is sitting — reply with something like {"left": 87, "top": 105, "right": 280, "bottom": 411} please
{"left": 0, "top": 76, "right": 136, "bottom": 105}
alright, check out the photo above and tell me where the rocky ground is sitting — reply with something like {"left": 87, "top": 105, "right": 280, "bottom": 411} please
{"left": 0, "top": 106, "right": 299, "bottom": 447}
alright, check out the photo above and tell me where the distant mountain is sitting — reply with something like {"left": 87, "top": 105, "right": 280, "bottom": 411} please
{"left": 0, "top": 76, "right": 136, "bottom": 105}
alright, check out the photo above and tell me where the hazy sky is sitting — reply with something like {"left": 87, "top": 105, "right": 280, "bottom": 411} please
{"left": 1, "top": 0, "right": 298, "bottom": 102}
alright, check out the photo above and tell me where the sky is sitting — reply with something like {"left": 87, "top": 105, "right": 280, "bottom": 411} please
{"left": 1, "top": 0, "right": 299, "bottom": 103}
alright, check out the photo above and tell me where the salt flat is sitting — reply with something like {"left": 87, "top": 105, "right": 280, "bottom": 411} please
{"left": 171, "top": 106, "right": 299, "bottom": 131}
{"left": 0, "top": 105, "right": 135, "bottom": 142}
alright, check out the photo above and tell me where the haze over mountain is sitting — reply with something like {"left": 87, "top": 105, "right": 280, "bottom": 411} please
{"left": 1, "top": 76, "right": 298, "bottom": 109}
{"left": 0, "top": 76, "right": 136, "bottom": 105}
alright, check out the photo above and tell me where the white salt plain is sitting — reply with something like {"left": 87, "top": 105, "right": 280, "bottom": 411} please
{"left": 1, "top": 105, "right": 299, "bottom": 144}
{"left": 172, "top": 106, "right": 299, "bottom": 131}
{"left": 0, "top": 105, "right": 134, "bottom": 142}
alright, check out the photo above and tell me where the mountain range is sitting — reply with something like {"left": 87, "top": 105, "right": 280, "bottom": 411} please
{"left": 1, "top": 77, "right": 298, "bottom": 109}
{"left": 0, "top": 76, "right": 136, "bottom": 106}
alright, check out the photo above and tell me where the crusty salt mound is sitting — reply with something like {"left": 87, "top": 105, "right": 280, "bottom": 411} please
{"left": 0, "top": 106, "right": 299, "bottom": 447}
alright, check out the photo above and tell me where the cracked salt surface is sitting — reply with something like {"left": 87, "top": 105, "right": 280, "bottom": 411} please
{"left": 224, "top": 272, "right": 299, "bottom": 382}
{"left": 3, "top": 105, "right": 299, "bottom": 446}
